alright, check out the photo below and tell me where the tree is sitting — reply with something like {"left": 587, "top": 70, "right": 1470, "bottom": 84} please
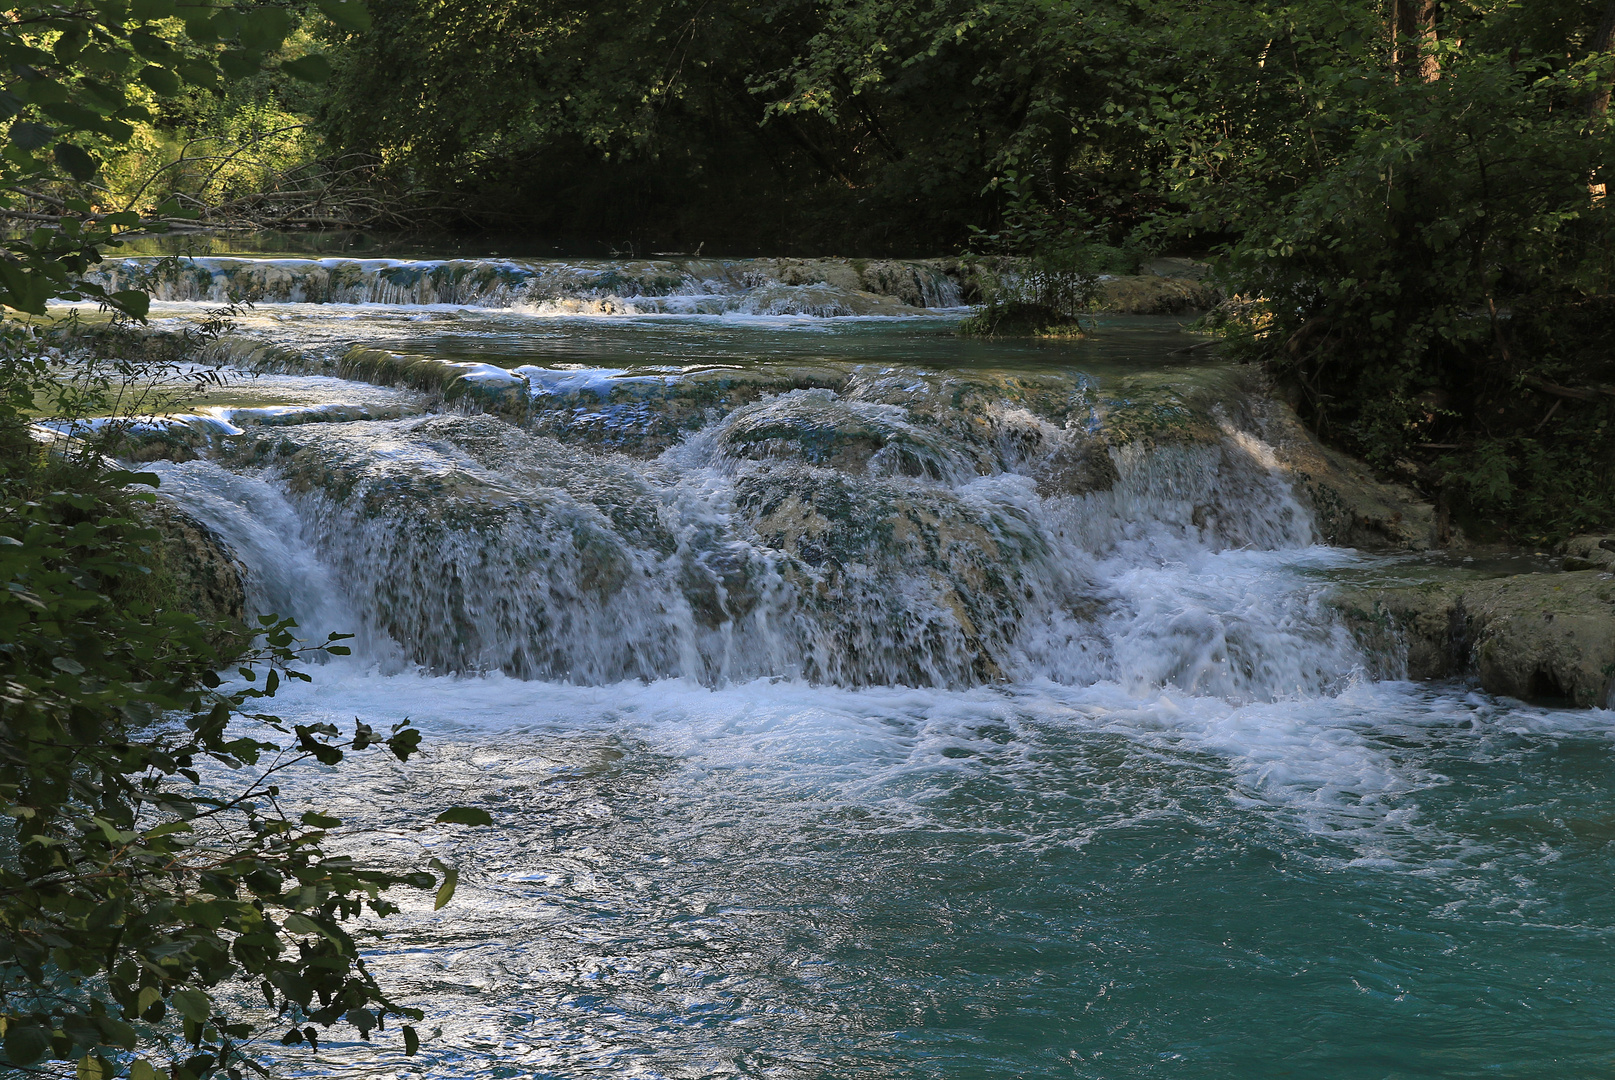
{"left": 0, "top": 5, "right": 482, "bottom": 1079}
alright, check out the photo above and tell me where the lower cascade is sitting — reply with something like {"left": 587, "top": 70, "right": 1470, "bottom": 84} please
{"left": 147, "top": 347, "right": 1359, "bottom": 699}
{"left": 54, "top": 295, "right": 1615, "bottom": 1078}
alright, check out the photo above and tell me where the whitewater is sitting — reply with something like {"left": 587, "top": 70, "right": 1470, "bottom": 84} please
{"left": 76, "top": 254, "right": 1615, "bottom": 1079}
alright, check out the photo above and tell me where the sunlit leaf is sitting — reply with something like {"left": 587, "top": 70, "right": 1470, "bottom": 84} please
{"left": 170, "top": 989, "right": 210, "bottom": 1023}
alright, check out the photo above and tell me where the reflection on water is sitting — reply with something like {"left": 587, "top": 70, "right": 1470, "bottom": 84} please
{"left": 178, "top": 305, "right": 1204, "bottom": 371}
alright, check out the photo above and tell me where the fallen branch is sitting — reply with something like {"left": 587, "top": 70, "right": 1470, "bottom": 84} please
{"left": 1524, "top": 374, "right": 1615, "bottom": 401}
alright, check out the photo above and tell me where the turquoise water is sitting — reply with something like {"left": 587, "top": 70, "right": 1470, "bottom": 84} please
{"left": 254, "top": 675, "right": 1615, "bottom": 1080}
{"left": 117, "top": 272, "right": 1615, "bottom": 1078}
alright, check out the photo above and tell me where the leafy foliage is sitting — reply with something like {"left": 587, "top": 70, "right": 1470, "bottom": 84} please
{"left": 0, "top": 6, "right": 471, "bottom": 1079}
{"left": 1162, "top": 3, "right": 1615, "bottom": 540}
{"left": 0, "top": 359, "right": 448, "bottom": 1080}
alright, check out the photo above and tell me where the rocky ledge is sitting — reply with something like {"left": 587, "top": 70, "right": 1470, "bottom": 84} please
{"left": 1331, "top": 554, "right": 1615, "bottom": 708}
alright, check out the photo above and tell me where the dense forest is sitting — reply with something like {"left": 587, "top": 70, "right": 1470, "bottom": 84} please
{"left": 1, "top": 2, "right": 1614, "bottom": 1076}
{"left": 3, "top": 0, "right": 1611, "bottom": 537}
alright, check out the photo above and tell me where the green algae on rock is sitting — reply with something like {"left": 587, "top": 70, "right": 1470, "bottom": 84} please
{"left": 1332, "top": 571, "right": 1615, "bottom": 707}
{"left": 144, "top": 500, "right": 249, "bottom": 657}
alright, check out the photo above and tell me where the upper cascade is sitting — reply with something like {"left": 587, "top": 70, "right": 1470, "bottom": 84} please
{"left": 86, "top": 256, "right": 964, "bottom": 315}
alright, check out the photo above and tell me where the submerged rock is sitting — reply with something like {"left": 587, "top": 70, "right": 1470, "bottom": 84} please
{"left": 1332, "top": 571, "right": 1615, "bottom": 707}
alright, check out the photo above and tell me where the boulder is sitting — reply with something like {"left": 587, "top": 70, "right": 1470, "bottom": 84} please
{"left": 1331, "top": 571, "right": 1615, "bottom": 706}
{"left": 147, "top": 500, "right": 248, "bottom": 656}
{"left": 1559, "top": 534, "right": 1615, "bottom": 572}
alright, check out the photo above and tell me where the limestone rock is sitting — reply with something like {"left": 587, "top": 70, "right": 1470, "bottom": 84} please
{"left": 1558, "top": 534, "right": 1615, "bottom": 572}
{"left": 1142, "top": 257, "right": 1210, "bottom": 280}
{"left": 1254, "top": 399, "right": 1439, "bottom": 550}
{"left": 1331, "top": 571, "right": 1615, "bottom": 707}
{"left": 1094, "top": 275, "right": 1221, "bottom": 314}
{"left": 148, "top": 500, "right": 248, "bottom": 656}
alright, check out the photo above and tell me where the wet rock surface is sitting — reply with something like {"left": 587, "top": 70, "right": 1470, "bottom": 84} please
{"left": 104, "top": 302, "right": 1540, "bottom": 696}
{"left": 1255, "top": 398, "right": 1440, "bottom": 550}
{"left": 90, "top": 255, "right": 963, "bottom": 314}
{"left": 1560, "top": 534, "right": 1615, "bottom": 571}
{"left": 1332, "top": 571, "right": 1615, "bottom": 707}
{"left": 147, "top": 500, "right": 248, "bottom": 654}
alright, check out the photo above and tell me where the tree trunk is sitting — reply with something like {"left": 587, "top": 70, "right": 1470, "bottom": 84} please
{"left": 1418, "top": 1, "right": 1442, "bottom": 81}
{"left": 1391, "top": 0, "right": 1442, "bottom": 81}
{"left": 1588, "top": 0, "right": 1615, "bottom": 117}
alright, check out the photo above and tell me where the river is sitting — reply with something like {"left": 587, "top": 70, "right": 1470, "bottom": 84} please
{"left": 85, "top": 254, "right": 1615, "bottom": 1079}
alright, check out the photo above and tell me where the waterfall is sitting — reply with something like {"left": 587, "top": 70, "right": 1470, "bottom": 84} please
{"left": 86, "top": 256, "right": 964, "bottom": 315}
{"left": 147, "top": 356, "right": 1365, "bottom": 701}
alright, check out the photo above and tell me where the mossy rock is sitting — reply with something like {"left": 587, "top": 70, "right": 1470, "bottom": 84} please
{"left": 526, "top": 363, "right": 850, "bottom": 454}
{"left": 715, "top": 389, "right": 980, "bottom": 480}
{"left": 144, "top": 500, "right": 249, "bottom": 658}
{"left": 1329, "top": 571, "right": 1615, "bottom": 706}
{"left": 1093, "top": 275, "right": 1221, "bottom": 315}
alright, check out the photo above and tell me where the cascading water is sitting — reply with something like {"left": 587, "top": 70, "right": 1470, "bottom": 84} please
{"left": 147, "top": 355, "right": 1354, "bottom": 697}
{"left": 86, "top": 255, "right": 963, "bottom": 314}
{"left": 81, "top": 259, "right": 1615, "bottom": 1079}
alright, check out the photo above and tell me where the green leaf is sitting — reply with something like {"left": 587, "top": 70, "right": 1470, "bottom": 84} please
{"left": 39, "top": 101, "right": 106, "bottom": 129}
{"left": 3, "top": 1025, "right": 52, "bottom": 1067}
{"left": 282, "top": 912, "right": 329, "bottom": 937}
{"left": 128, "top": 1060, "right": 161, "bottom": 1080}
{"left": 402, "top": 1025, "right": 420, "bottom": 1056}
{"left": 316, "top": 0, "right": 373, "bottom": 31}
{"left": 138, "top": 66, "right": 181, "bottom": 96}
{"left": 110, "top": 290, "right": 150, "bottom": 319}
{"left": 174, "top": 59, "right": 221, "bottom": 93}
{"left": 129, "top": 0, "right": 177, "bottom": 17}
{"left": 435, "top": 806, "right": 493, "bottom": 826}
{"left": 170, "top": 988, "right": 210, "bottom": 1023}
{"left": 136, "top": 986, "right": 163, "bottom": 1015}
{"left": 218, "top": 50, "right": 263, "bottom": 80}
{"left": 183, "top": 15, "right": 218, "bottom": 44}
{"left": 300, "top": 811, "right": 342, "bottom": 829}
{"left": 433, "top": 865, "right": 459, "bottom": 910}
{"left": 54, "top": 142, "right": 98, "bottom": 181}
{"left": 52, "top": 655, "right": 86, "bottom": 674}
{"left": 280, "top": 55, "right": 334, "bottom": 83}
{"left": 10, "top": 121, "right": 54, "bottom": 150}
{"left": 239, "top": 7, "right": 294, "bottom": 50}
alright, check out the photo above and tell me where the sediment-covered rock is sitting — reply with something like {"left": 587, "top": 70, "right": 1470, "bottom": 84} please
{"left": 1332, "top": 571, "right": 1615, "bottom": 706}
{"left": 1254, "top": 398, "right": 1440, "bottom": 550}
{"left": 88, "top": 255, "right": 963, "bottom": 313}
{"left": 1560, "top": 534, "right": 1615, "bottom": 571}
{"left": 147, "top": 500, "right": 248, "bottom": 655}
{"left": 1093, "top": 275, "right": 1221, "bottom": 315}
